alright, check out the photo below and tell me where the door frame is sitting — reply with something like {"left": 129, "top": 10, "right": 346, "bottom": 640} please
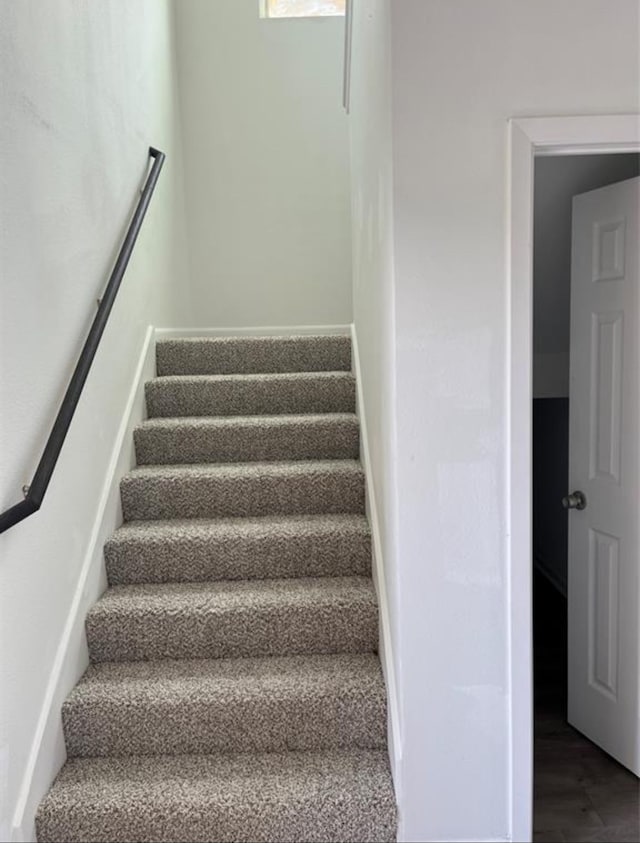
{"left": 507, "top": 113, "right": 640, "bottom": 842}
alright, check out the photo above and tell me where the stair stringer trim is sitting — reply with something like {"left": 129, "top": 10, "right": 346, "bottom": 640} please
{"left": 11, "top": 325, "right": 156, "bottom": 843}
{"left": 350, "top": 323, "right": 402, "bottom": 789}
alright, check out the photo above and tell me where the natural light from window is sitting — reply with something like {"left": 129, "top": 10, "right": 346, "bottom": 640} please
{"left": 260, "top": 0, "right": 345, "bottom": 18}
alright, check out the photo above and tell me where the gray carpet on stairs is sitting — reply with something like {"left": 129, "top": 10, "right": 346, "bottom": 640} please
{"left": 37, "top": 750, "right": 396, "bottom": 843}
{"left": 134, "top": 413, "right": 360, "bottom": 464}
{"left": 120, "top": 460, "right": 366, "bottom": 520}
{"left": 156, "top": 334, "right": 352, "bottom": 375}
{"left": 85, "top": 576, "right": 378, "bottom": 662}
{"left": 104, "top": 513, "right": 372, "bottom": 585}
{"left": 36, "top": 334, "right": 397, "bottom": 843}
{"left": 145, "top": 371, "right": 356, "bottom": 418}
{"left": 62, "top": 653, "right": 387, "bottom": 756}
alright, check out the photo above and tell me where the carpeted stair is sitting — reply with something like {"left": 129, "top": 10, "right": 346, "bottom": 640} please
{"left": 36, "top": 334, "right": 397, "bottom": 843}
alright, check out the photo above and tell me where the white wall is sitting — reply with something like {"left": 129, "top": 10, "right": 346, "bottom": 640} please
{"left": 384, "top": 2, "right": 639, "bottom": 840}
{"left": 175, "top": 0, "right": 352, "bottom": 328}
{"left": 533, "top": 153, "right": 640, "bottom": 398}
{"left": 348, "top": 0, "right": 401, "bottom": 800}
{"left": 0, "top": 1, "right": 191, "bottom": 837}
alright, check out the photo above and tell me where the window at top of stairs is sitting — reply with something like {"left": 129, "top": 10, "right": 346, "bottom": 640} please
{"left": 259, "top": 0, "right": 345, "bottom": 18}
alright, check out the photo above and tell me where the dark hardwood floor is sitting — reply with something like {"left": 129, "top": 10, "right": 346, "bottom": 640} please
{"left": 533, "top": 572, "right": 639, "bottom": 842}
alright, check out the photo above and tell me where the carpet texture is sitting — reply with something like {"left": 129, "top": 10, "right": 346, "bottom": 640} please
{"left": 134, "top": 413, "right": 360, "bottom": 464}
{"left": 37, "top": 751, "right": 397, "bottom": 843}
{"left": 145, "top": 372, "right": 356, "bottom": 418}
{"left": 85, "top": 577, "right": 378, "bottom": 662}
{"left": 120, "top": 460, "right": 366, "bottom": 521}
{"left": 156, "top": 334, "right": 352, "bottom": 376}
{"left": 62, "top": 653, "right": 386, "bottom": 756}
{"left": 36, "top": 334, "right": 397, "bottom": 843}
{"left": 104, "top": 513, "right": 372, "bottom": 585}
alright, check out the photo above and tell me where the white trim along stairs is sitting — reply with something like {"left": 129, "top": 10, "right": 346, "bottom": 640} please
{"left": 34, "top": 330, "right": 398, "bottom": 843}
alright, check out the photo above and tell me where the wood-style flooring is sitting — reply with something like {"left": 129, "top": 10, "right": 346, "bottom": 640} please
{"left": 533, "top": 573, "right": 639, "bottom": 842}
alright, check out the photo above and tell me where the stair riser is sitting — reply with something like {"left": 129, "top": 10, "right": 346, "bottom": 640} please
{"left": 120, "top": 471, "right": 365, "bottom": 521}
{"left": 86, "top": 603, "right": 378, "bottom": 662}
{"left": 105, "top": 531, "right": 371, "bottom": 585}
{"left": 145, "top": 376, "right": 355, "bottom": 418}
{"left": 63, "top": 694, "right": 386, "bottom": 757}
{"left": 156, "top": 336, "right": 352, "bottom": 376}
{"left": 134, "top": 420, "right": 359, "bottom": 465}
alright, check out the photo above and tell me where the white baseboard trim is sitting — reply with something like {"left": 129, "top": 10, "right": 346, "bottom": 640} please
{"left": 11, "top": 325, "right": 156, "bottom": 842}
{"left": 350, "top": 324, "right": 402, "bottom": 777}
{"left": 154, "top": 324, "right": 352, "bottom": 339}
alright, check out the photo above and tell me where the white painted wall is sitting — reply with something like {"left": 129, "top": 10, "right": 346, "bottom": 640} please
{"left": 0, "top": 2, "right": 191, "bottom": 838}
{"left": 533, "top": 153, "right": 640, "bottom": 398}
{"left": 381, "top": 2, "right": 639, "bottom": 840}
{"left": 175, "top": 0, "right": 352, "bottom": 328}
{"left": 347, "top": 0, "right": 402, "bottom": 804}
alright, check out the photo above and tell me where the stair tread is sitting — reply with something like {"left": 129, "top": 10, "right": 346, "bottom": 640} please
{"left": 39, "top": 747, "right": 393, "bottom": 798}
{"left": 150, "top": 370, "right": 355, "bottom": 383}
{"left": 124, "top": 458, "right": 363, "bottom": 480}
{"left": 156, "top": 334, "right": 352, "bottom": 376}
{"left": 37, "top": 750, "right": 396, "bottom": 843}
{"left": 62, "top": 656, "right": 385, "bottom": 758}
{"left": 66, "top": 652, "right": 383, "bottom": 704}
{"left": 136, "top": 412, "right": 358, "bottom": 430}
{"left": 86, "top": 576, "right": 377, "bottom": 662}
{"left": 133, "top": 413, "right": 360, "bottom": 465}
{"left": 109, "top": 512, "right": 370, "bottom": 542}
{"left": 89, "top": 575, "right": 376, "bottom": 616}
{"left": 120, "top": 461, "right": 365, "bottom": 529}
{"left": 145, "top": 371, "right": 356, "bottom": 419}
{"left": 105, "top": 514, "right": 371, "bottom": 586}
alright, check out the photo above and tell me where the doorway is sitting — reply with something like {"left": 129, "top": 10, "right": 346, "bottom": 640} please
{"left": 532, "top": 152, "right": 640, "bottom": 840}
{"left": 507, "top": 115, "right": 640, "bottom": 843}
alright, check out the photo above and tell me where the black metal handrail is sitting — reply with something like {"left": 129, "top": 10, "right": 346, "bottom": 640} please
{"left": 0, "top": 146, "right": 165, "bottom": 534}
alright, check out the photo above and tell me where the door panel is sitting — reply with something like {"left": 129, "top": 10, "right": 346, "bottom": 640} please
{"left": 589, "top": 310, "right": 623, "bottom": 483}
{"left": 568, "top": 176, "right": 639, "bottom": 775}
{"left": 588, "top": 527, "right": 619, "bottom": 699}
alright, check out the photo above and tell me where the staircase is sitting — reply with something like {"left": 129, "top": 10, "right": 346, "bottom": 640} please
{"left": 36, "top": 334, "right": 397, "bottom": 843}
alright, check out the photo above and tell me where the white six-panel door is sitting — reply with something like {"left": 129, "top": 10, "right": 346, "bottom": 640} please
{"left": 568, "top": 176, "right": 640, "bottom": 775}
